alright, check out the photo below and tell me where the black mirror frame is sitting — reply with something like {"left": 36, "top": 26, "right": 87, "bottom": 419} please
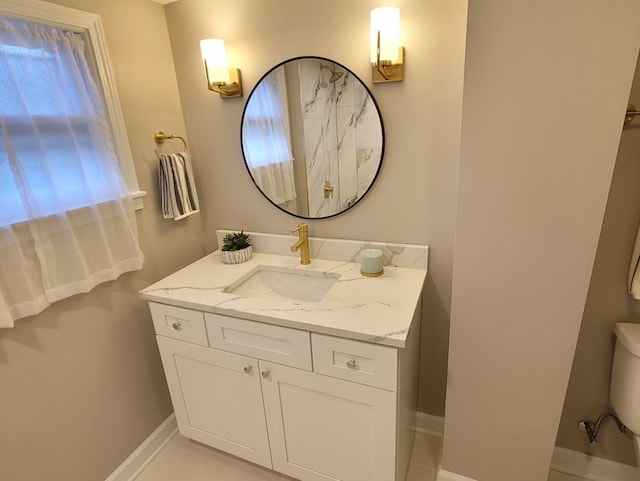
{"left": 240, "top": 56, "right": 385, "bottom": 220}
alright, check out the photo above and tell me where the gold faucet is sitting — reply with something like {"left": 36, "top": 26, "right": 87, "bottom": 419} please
{"left": 290, "top": 223, "right": 311, "bottom": 265}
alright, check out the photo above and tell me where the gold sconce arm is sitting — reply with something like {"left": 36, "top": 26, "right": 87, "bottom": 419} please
{"left": 203, "top": 59, "right": 243, "bottom": 98}
{"left": 373, "top": 31, "right": 404, "bottom": 84}
{"left": 370, "top": 7, "right": 404, "bottom": 84}
{"left": 372, "top": 30, "right": 405, "bottom": 84}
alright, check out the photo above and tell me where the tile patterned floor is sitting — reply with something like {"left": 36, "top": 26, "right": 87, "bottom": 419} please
{"left": 134, "top": 430, "right": 588, "bottom": 481}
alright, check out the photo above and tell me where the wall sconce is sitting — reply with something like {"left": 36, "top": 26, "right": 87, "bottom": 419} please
{"left": 370, "top": 7, "right": 404, "bottom": 84}
{"left": 200, "top": 38, "right": 243, "bottom": 98}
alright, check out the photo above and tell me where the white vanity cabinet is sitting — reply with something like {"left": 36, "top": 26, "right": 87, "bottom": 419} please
{"left": 150, "top": 301, "right": 420, "bottom": 481}
{"left": 155, "top": 336, "right": 272, "bottom": 467}
{"left": 260, "top": 360, "right": 397, "bottom": 481}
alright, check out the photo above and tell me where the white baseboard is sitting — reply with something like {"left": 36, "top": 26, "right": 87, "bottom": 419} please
{"left": 435, "top": 449, "right": 639, "bottom": 481}
{"left": 418, "top": 413, "right": 639, "bottom": 481}
{"left": 104, "top": 411, "right": 639, "bottom": 481}
{"left": 105, "top": 413, "right": 178, "bottom": 481}
{"left": 416, "top": 411, "right": 445, "bottom": 437}
{"left": 551, "top": 446, "right": 639, "bottom": 481}
{"left": 436, "top": 469, "right": 478, "bottom": 481}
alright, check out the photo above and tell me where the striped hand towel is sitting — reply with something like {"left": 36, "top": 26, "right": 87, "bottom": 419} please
{"left": 158, "top": 152, "right": 200, "bottom": 220}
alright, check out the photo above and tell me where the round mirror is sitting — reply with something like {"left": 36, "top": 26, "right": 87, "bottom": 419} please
{"left": 241, "top": 56, "right": 384, "bottom": 219}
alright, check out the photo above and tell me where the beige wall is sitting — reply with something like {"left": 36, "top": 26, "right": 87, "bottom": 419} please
{"left": 555, "top": 58, "right": 640, "bottom": 466}
{"left": 0, "top": 1, "right": 205, "bottom": 481}
{"left": 163, "top": 0, "right": 468, "bottom": 416}
{"left": 443, "top": 1, "right": 640, "bottom": 480}
{"left": 6, "top": 1, "right": 637, "bottom": 480}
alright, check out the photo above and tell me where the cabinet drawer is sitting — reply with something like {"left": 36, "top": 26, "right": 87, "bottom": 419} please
{"left": 149, "top": 302, "right": 208, "bottom": 346}
{"left": 205, "top": 313, "right": 312, "bottom": 370}
{"left": 311, "top": 333, "right": 398, "bottom": 391}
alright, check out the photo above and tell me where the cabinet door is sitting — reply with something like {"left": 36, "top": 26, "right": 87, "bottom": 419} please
{"left": 156, "top": 336, "right": 272, "bottom": 468}
{"left": 259, "top": 361, "right": 397, "bottom": 481}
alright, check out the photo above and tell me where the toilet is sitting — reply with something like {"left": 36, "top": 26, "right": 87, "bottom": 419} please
{"left": 610, "top": 322, "right": 640, "bottom": 464}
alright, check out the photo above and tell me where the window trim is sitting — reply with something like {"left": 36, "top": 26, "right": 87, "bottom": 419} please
{"left": 0, "top": 0, "right": 146, "bottom": 209}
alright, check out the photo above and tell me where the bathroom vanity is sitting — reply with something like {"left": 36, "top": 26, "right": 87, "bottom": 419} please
{"left": 140, "top": 231, "right": 428, "bottom": 481}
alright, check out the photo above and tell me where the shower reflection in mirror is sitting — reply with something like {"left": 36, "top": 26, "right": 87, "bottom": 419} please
{"left": 241, "top": 57, "right": 384, "bottom": 219}
{"left": 319, "top": 63, "right": 343, "bottom": 86}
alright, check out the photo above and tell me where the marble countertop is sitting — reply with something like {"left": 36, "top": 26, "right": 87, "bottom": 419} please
{"left": 140, "top": 232, "right": 428, "bottom": 348}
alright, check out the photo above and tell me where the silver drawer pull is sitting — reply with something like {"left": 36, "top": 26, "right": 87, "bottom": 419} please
{"left": 261, "top": 369, "right": 270, "bottom": 379}
{"left": 243, "top": 365, "right": 253, "bottom": 374}
{"left": 347, "top": 359, "right": 358, "bottom": 369}
{"left": 172, "top": 321, "right": 182, "bottom": 331}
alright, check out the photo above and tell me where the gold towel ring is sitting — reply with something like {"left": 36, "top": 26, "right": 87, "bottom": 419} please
{"left": 154, "top": 131, "right": 188, "bottom": 152}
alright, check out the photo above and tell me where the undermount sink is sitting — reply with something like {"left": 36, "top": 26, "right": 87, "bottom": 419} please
{"left": 225, "top": 265, "right": 341, "bottom": 302}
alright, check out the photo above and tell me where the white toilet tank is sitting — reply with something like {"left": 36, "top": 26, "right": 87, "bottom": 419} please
{"left": 610, "top": 322, "right": 640, "bottom": 435}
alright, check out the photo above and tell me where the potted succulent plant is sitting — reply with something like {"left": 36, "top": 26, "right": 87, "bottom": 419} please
{"left": 221, "top": 230, "right": 252, "bottom": 264}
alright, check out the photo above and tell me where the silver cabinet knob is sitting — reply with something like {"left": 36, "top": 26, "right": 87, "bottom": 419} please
{"left": 261, "top": 369, "right": 270, "bottom": 379}
{"left": 347, "top": 359, "right": 357, "bottom": 369}
{"left": 172, "top": 321, "right": 182, "bottom": 331}
{"left": 243, "top": 365, "right": 253, "bottom": 374}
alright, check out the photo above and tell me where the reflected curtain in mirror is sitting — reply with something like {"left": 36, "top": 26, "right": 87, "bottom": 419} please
{"left": 241, "top": 67, "right": 296, "bottom": 205}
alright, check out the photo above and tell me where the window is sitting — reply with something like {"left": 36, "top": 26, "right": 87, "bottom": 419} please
{"left": 0, "top": 0, "right": 144, "bottom": 208}
{"left": 0, "top": 1, "right": 144, "bottom": 327}
{"left": 1, "top": 25, "right": 121, "bottom": 224}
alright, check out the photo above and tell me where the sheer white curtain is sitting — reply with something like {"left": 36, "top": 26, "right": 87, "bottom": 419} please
{"left": 0, "top": 19, "right": 144, "bottom": 327}
{"left": 242, "top": 67, "right": 297, "bottom": 205}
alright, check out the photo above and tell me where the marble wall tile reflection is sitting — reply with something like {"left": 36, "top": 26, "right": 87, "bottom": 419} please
{"left": 298, "top": 59, "right": 382, "bottom": 216}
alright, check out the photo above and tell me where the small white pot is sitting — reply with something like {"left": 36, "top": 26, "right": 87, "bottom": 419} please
{"left": 221, "top": 246, "right": 252, "bottom": 264}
